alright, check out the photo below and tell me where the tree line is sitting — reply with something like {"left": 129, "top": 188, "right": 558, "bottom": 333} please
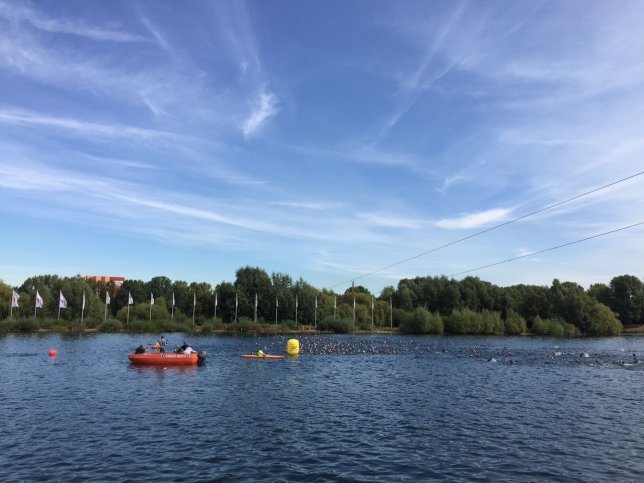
{"left": 0, "top": 267, "right": 642, "bottom": 336}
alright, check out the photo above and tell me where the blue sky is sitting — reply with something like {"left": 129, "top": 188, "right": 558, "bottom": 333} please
{"left": 1, "top": 0, "right": 643, "bottom": 294}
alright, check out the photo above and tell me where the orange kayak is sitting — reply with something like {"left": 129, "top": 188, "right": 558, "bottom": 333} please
{"left": 241, "top": 354, "right": 285, "bottom": 359}
{"left": 128, "top": 352, "right": 206, "bottom": 365}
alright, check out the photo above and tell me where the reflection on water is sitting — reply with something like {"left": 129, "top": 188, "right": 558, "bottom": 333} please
{"left": 1, "top": 333, "right": 643, "bottom": 481}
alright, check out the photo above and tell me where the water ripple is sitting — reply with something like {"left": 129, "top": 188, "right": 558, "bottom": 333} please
{"left": 1, "top": 333, "right": 643, "bottom": 481}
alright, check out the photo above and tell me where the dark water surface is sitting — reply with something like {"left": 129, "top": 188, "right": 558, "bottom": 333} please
{"left": 1, "top": 333, "right": 642, "bottom": 482}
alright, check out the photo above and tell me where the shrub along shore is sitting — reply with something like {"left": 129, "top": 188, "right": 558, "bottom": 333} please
{"left": 0, "top": 311, "right": 631, "bottom": 337}
{"left": 1, "top": 268, "right": 642, "bottom": 336}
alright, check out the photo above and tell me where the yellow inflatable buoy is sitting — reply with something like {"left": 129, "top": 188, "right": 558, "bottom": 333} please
{"left": 286, "top": 338, "right": 299, "bottom": 356}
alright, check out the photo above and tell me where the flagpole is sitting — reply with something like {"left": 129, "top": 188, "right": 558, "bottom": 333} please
{"left": 371, "top": 296, "right": 374, "bottom": 329}
{"left": 149, "top": 293, "right": 153, "bottom": 323}
{"left": 214, "top": 292, "right": 217, "bottom": 319}
{"left": 334, "top": 295, "right": 336, "bottom": 319}
{"left": 171, "top": 292, "right": 174, "bottom": 320}
{"left": 254, "top": 293, "right": 257, "bottom": 323}
{"left": 104, "top": 293, "right": 107, "bottom": 321}
{"left": 295, "top": 295, "right": 298, "bottom": 325}
{"left": 192, "top": 292, "right": 196, "bottom": 325}
{"left": 127, "top": 298, "right": 130, "bottom": 325}
{"left": 234, "top": 293, "right": 238, "bottom": 323}
{"left": 390, "top": 297, "right": 393, "bottom": 328}
{"left": 34, "top": 289, "right": 37, "bottom": 318}
{"left": 81, "top": 292, "right": 85, "bottom": 325}
{"left": 352, "top": 281, "right": 356, "bottom": 325}
{"left": 58, "top": 291, "right": 61, "bottom": 320}
{"left": 275, "top": 296, "right": 278, "bottom": 326}
{"left": 353, "top": 296, "right": 356, "bottom": 325}
{"left": 314, "top": 296, "right": 317, "bottom": 327}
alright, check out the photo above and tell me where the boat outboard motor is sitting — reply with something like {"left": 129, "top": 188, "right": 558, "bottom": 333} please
{"left": 197, "top": 351, "right": 207, "bottom": 365}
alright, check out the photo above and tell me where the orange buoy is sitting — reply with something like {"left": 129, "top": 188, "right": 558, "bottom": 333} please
{"left": 49, "top": 349, "right": 57, "bottom": 357}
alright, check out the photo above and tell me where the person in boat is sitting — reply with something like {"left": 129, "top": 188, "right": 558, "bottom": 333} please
{"left": 257, "top": 349, "right": 265, "bottom": 358}
{"left": 177, "top": 341, "right": 196, "bottom": 355}
{"left": 134, "top": 345, "right": 146, "bottom": 354}
{"left": 158, "top": 335, "right": 168, "bottom": 353}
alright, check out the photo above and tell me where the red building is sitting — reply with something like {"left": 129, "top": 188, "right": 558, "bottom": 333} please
{"left": 85, "top": 276, "right": 125, "bottom": 293}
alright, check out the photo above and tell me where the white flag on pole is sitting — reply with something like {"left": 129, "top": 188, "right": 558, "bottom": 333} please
{"left": 59, "top": 291, "right": 68, "bottom": 309}
{"left": 295, "top": 295, "right": 298, "bottom": 308}
{"left": 215, "top": 292, "right": 218, "bottom": 307}
{"left": 105, "top": 292, "right": 110, "bottom": 304}
{"left": 150, "top": 293, "right": 154, "bottom": 305}
{"left": 255, "top": 293, "right": 258, "bottom": 309}
{"left": 35, "top": 290, "right": 44, "bottom": 309}
{"left": 235, "top": 294, "right": 238, "bottom": 307}
{"left": 12, "top": 290, "right": 20, "bottom": 308}
{"left": 82, "top": 292, "right": 86, "bottom": 310}
{"left": 334, "top": 296, "right": 336, "bottom": 309}
{"left": 193, "top": 292, "right": 196, "bottom": 306}
{"left": 172, "top": 292, "right": 175, "bottom": 307}
{"left": 128, "top": 292, "right": 134, "bottom": 305}
{"left": 315, "top": 297, "right": 318, "bottom": 308}
{"left": 276, "top": 297, "right": 278, "bottom": 308}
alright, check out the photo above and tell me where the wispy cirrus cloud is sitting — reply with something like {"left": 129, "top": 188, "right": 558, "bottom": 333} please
{"left": 206, "top": 2, "right": 281, "bottom": 137}
{"left": 381, "top": 2, "right": 468, "bottom": 131}
{"left": 0, "top": 108, "right": 186, "bottom": 142}
{"left": 270, "top": 200, "right": 343, "bottom": 210}
{"left": 436, "top": 208, "right": 513, "bottom": 230}
{"left": 0, "top": 0, "right": 148, "bottom": 42}
{"left": 243, "top": 90, "right": 279, "bottom": 137}
{"left": 0, "top": 157, "right": 398, "bottom": 248}
{"left": 357, "top": 212, "right": 427, "bottom": 229}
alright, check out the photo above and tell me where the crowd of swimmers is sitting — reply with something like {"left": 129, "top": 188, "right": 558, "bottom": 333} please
{"left": 132, "top": 335, "right": 641, "bottom": 368}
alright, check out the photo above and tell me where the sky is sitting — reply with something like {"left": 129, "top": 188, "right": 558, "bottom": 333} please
{"left": 1, "top": 0, "right": 643, "bottom": 295}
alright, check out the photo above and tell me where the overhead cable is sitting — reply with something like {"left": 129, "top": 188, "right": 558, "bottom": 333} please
{"left": 330, "top": 171, "right": 644, "bottom": 288}
{"left": 448, "top": 221, "right": 644, "bottom": 277}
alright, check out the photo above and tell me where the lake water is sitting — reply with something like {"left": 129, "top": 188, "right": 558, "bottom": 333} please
{"left": 1, "top": 333, "right": 642, "bottom": 482}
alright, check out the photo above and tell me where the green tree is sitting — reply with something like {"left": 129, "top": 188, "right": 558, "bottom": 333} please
{"left": 608, "top": 275, "right": 644, "bottom": 324}
{"left": 379, "top": 285, "right": 396, "bottom": 300}
{"left": 235, "top": 266, "right": 271, "bottom": 321}
{"left": 171, "top": 280, "right": 192, "bottom": 317}
{"left": 293, "top": 278, "right": 319, "bottom": 325}
{"left": 588, "top": 283, "right": 611, "bottom": 306}
{"left": 0, "top": 281, "right": 12, "bottom": 319}
{"left": 400, "top": 307, "right": 443, "bottom": 334}
{"left": 148, "top": 276, "right": 173, "bottom": 310}
{"left": 271, "top": 272, "right": 294, "bottom": 324}
{"left": 504, "top": 309, "right": 526, "bottom": 335}
{"left": 116, "top": 279, "right": 148, "bottom": 315}
{"left": 585, "top": 301, "right": 622, "bottom": 336}
{"left": 190, "top": 282, "right": 214, "bottom": 321}
{"left": 215, "top": 281, "right": 237, "bottom": 323}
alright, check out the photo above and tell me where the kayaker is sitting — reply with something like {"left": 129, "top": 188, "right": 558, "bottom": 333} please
{"left": 257, "top": 349, "right": 265, "bottom": 358}
{"left": 158, "top": 335, "right": 168, "bottom": 353}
